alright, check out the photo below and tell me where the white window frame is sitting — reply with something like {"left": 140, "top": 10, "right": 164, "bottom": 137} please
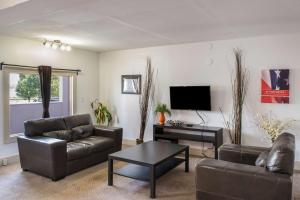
{"left": 1, "top": 67, "right": 77, "bottom": 143}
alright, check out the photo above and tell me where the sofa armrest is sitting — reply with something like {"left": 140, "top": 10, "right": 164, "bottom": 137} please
{"left": 195, "top": 158, "right": 292, "bottom": 200}
{"left": 94, "top": 126, "right": 123, "bottom": 151}
{"left": 218, "top": 144, "right": 270, "bottom": 165}
{"left": 17, "top": 136, "right": 67, "bottom": 181}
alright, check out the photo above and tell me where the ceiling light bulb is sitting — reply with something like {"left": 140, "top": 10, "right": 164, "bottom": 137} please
{"left": 52, "top": 43, "right": 58, "bottom": 50}
{"left": 43, "top": 41, "right": 51, "bottom": 48}
{"left": 66, "top": 45, "right": 72, "bottom": 51}
{"left": 60, "top": 44, "right": 66, "bottom": 51}
{"left": 45, "top": 42, "right": 51, "bottom": 48}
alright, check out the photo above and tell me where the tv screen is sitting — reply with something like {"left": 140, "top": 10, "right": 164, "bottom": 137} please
{"left": 170, "top": 86, "right": 211, "bottom": 111}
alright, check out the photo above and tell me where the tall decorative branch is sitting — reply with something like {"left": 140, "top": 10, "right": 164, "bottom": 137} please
{"left": 136, "top": 58, "right": 155, "bottom": 144}
{"left": 221, "top": 49, "right": 249, "bottom": 144}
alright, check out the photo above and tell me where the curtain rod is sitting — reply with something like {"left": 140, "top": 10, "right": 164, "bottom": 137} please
{"left": 0, "top": 62, "right": 82, "bottom": 75}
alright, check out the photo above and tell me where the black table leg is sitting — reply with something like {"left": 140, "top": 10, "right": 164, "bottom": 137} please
{"left": 214, "top": 145, "right": 218, "bottom": 159}
{"left": 185, "top": 147, "right": 189, "bottom": 172}
{"left": 150, "top": 166, "right": 156, "bottom": 198}
{"left": 108, "top": 157, "right": 113, "bottom": 186}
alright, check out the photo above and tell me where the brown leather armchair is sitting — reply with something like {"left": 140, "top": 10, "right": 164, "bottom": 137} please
{"left": 17, "top": 114, "right": 123, "bottom": 181}
{"left": 195, "top": 133, "right": 295, "bottom": 200}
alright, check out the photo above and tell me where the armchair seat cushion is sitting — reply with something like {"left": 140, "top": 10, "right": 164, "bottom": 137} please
{"left": 67, "top": 142, "right": 91, "bottom": 161}
{"left": 75, "top": 136, "right": 114, "bottom": 153}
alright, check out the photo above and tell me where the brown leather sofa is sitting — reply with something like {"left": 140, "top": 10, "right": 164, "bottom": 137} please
{"left": 196, "top": 132, "right": 295, "bottom": 200}
{"left": 17, "top": 114, "right": 123, "bottom": 181}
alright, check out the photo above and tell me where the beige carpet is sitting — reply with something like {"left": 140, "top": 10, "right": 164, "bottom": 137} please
{"left": 0, "top": 157, "right": 299, "bottom": 200}
{"left": 0, "top": 158, "right": 197, "bottom": 200}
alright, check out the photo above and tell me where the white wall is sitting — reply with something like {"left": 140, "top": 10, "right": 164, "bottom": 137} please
{"left": 99, "top": 33, "right": 300, "bottom": 161}
{"left": 0, "top": 35, "right": 99, "bottom": 144}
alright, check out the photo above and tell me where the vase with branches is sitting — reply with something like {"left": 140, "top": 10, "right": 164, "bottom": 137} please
{"left": 136, "top": 57, "right": 155, "bottom": 144}
{"left": 256, "top": 112, "right": 296, "bottom": 143}
{"left": 91, "top": 99, "right": 112, "bottom": 127}
{"left": 155, "top": 103, "right": 171, "bottom": 125}
{"left": 221, "top": 48, "right": 249, "bottom": 144}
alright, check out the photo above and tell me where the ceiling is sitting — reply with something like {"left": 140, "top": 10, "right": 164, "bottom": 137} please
{"left": 0, "top": 0, "right": 300, "bottom": 52}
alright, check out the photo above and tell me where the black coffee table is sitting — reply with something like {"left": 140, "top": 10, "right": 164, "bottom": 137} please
{"left": 108, "top": 141, "right": 189, "bottom": 198}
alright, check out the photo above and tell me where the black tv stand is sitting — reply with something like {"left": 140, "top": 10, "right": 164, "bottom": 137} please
{"left": 153, "top": 124, "right": 223, "bottom": 159}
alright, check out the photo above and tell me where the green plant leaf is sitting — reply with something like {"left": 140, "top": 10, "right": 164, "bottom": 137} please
{"left": 155, "top": 103, "right": 171, "bottom": 116}
{"left": 90, "top": 99, "right": 113, "bottom": 126}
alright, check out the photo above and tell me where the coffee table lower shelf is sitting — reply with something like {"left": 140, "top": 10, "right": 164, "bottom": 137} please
{"left": 114, "top": 157, "right": 185, "bottom": 182}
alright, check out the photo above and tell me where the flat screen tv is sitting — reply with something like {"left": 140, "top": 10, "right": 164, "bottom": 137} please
{"left": 170, "top": 86, "right": 211, "bottom": 111}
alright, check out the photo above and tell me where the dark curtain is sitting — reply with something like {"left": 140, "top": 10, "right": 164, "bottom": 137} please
{"left": 38, "top": 66, "right": 52, "bottom": 118}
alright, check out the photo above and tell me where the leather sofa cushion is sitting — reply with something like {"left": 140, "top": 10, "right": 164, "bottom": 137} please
{"left": 24, "top": 118, "right": 67, "bottom": 136}
{"left": 67, "top": 136, "right": 114, "bottom": 161}
{"left": 64, "top": 114, "right": 92, "bottom": 129}
{"left": 67, "top": 142, "right": 91, "bottom": 161}
{"left": 255, "top": 151, "right": 269, "bottom": 167}
{"left": 43, "top": 130, "right": 73, "bottom": 142}
{"left": 218, "top": 144, "right": 269, "bottom": 165}
{"left": 266, "top": 133, "right": 295, "bottom": 175}
{"left": 75, "top": 136, "right": 114, "bottom": 153}
{"left": 72, "top": 124, "right": 94, "bottom": 139}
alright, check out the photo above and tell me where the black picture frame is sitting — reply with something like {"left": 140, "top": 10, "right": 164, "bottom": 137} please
{"left": 121, "top": 75, "right": 142, "bottom": 94}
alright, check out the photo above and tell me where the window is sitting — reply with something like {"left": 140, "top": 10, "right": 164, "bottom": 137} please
{"left": 2, "top": 68, "right": 76, "bottom": 143}
{"left": 9, "top": 73, "right": 63, "bottom": 104}
{"left": 8, "top": 72, "right": 71, "bottom": 135}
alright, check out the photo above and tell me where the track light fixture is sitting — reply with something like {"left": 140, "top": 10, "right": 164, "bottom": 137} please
{"left": 43, "top": 40, "right": 72, "bottom": 51}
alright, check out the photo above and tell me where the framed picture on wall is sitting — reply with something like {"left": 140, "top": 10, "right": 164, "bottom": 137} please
{"left": 261, "top": 69, "right": 290, "bottom": 104}
{"left": 121, "top": 75, "right": 141, "bottom": 94}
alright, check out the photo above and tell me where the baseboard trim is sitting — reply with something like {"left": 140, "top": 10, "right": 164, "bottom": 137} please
{"left": 0, "top": 155, "right": 19, "bottom": 166}
{"left": 122, "top": 139, "right": 136, "bottom": 146}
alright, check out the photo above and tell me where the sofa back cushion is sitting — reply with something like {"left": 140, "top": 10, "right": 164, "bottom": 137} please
{"left": 24, "top": 117, "right": 67, "bottom": 136}
{"left": 43, "top": 130, "right": 73, "bottom": 142}
{"left": 64, "top": 114, "right": 92, "bottom": 130}
{"left": 266, "top": 132, "right": 295, "bottom": 175}
{"left": 72, "top": 124, "right": 94, "bottom": 140}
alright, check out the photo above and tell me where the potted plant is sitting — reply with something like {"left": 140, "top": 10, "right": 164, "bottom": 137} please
{"left": 91, "top": 99, "right": 112, "bottom": 127}
{"left": 155, "top": 103, "right": 171, "bottom": 125}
